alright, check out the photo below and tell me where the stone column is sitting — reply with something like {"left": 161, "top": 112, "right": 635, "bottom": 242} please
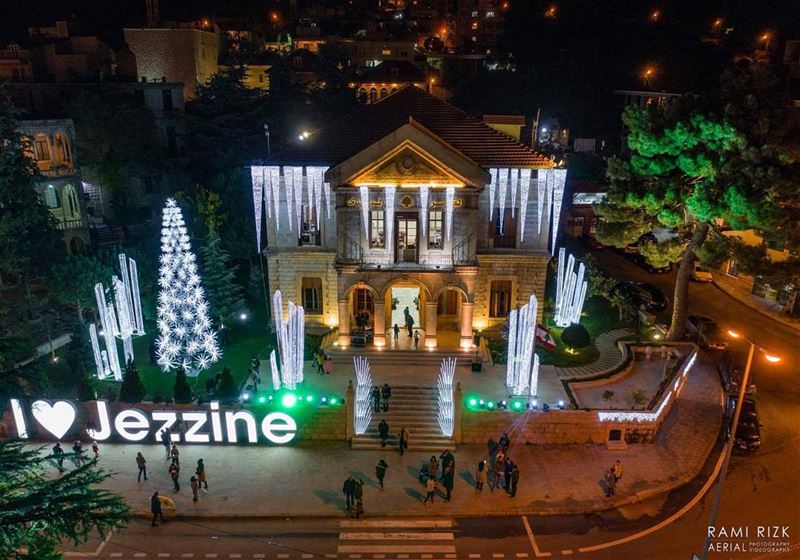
{"left": 373, "top": 299, "right": 386, "bottom": 347}
{"left": 337, "top": 299, "right": 350, "bottom": 346}
{"left": 459, "top": 301, "right": 475, "bottom": 348}
{"left": 424, "top": 301, "right": 438, "bottom": 348}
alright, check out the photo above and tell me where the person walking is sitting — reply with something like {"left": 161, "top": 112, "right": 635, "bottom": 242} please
{"left": 150, "top": 492, "right": 165, "bottom": 526}
{"left": 354, "top": 479, "right": 364, "bottom": 515}
{"left": 424, "top": 476, "right": 436, "bottom": 505}
{"left": 605, "top": 468, "right": 616, "bottom": 497}
{"left": 413, "top": 330, "right": 420, "bottom": 349}
{"left": 343, "top": 476, "right": 356, "bottom": 511}
{"left": 509, "top": 463, "right": 520, "bottom": 497}
{"left": 170, "top": 444, "right": 180, "bottom": 466}
{"left": 169, "top": 461, "right": 180, "bottom": 491}
{"left": 503, "top": 457, "right": 513, "bottom": 493}
{"left": 372, "top": 386, "right": 381, "bottom": 413}
{"left": 428, "top": 455, "right": 439, "bottom": 480}
{"left": 499, "top": 432, "right": 511, "bottom": 452}
{"left": 381, "top": 384, "right": 391, "bottom": 412}
{"left": 91, "top": 440, "right": 100, "bottom": 458}
{"left": 52, "top": 441, "right": 64, "bottom": 472}
{"left": 393, "top": 323, "right": 400, "bottom": 342}
{"left": 324, "top": 355, "right": 333, "bottom": 375}
{"left": 315, "top": 349, "right": 325, "bottom": 375}
{"left": 398, "top": 426, "right": 410, "bottom": 455}
{"left": 491, "top": 454, "right": 504, "bottom": 491}
{"left": 190, "top": 476, "right": 199, "bottom": 502}
{"left": 442, "top": 464, "right": 454, "bottom": 502}
{"left": 476, "top": 460, "right": 488, "bottom": 491}
{"left": 355, "top": 498, "right": 364, "bottom": 519}
{"left": 378, "top": 419, "right": 390, "bottom": 447}
{"left": 136, "top": 452, "right": 148, "bottom": 481}
{"left": 160, "top": 429, "right": 171, "bottom": 460}
{"left": 196, "top": 459, "right": 208, "bottom": 490}
{"left": 613, "top": 460, "right": 623, "bottom": 483}
{"left": 407, "top": 314, "right": 415, "bottom": 337}
{"left": 375, "top": 458, "right": 388, "bottom": 489}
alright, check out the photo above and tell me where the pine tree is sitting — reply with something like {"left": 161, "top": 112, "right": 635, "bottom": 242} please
{"left": 119, "top": 359, "right": 146, "bottom": 403}
{"left": 0, "top": 441, "right": 130, "bottom": 559}
{"left": 155, "top": 199, "right": 221, "bottom": 372}
{"left": 173, "top": 366, "right": 193, "bottom": 404}
{"left": 200, "top": 228, "right": 245, "bottom": 327}
{"left": 216, "top": 367, "right": 238, "bottom": 399}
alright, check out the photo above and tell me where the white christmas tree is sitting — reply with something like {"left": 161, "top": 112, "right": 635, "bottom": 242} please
{"left": 155, "top": 199, "right": 221, "bottom": 374}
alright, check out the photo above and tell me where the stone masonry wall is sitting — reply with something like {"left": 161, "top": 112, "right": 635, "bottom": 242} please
{"left": 266, "top": 252, "right": 338, "bottom": 330}
{"left": 473, "top": 254, "right": 550, "bottom": 328}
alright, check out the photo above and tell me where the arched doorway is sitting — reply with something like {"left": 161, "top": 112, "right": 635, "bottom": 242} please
{"left": 433, "top": 286, "right": 471, "bottom": 349}
{"left": 383, "top": 278, "right": 432, "bottom": 349}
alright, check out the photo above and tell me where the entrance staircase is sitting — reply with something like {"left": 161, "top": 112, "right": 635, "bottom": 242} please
{"left": 351, "top": 385, "right": 455, "bottom": 452}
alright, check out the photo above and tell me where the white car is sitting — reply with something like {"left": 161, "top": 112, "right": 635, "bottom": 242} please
{"left": 691, "top": 264, "right": 713, "bottom": 282}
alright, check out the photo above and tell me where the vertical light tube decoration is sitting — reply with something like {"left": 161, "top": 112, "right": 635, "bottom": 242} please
{"left": 353, "top": 356, "right": 373, "bottom": 435}
{"left": 269, "top": 349, "right": 281, "bottom": 391}
{"left": 554, "top": 247, "right": 567, "bottom": 325}
{"left": 128, "top": 258, "right": 145, "bottom": 335}
{"left": 118, "top": 254, "right": 135, "bottom": 333}
{"left": 385, "top": 185, "right": 396, "bottom": 252}
{"left": 445, "top": 186, "right": 455, "bottom": 241}
{"left": 112, "top": 276, "right": 134, "bottom": 363}
{"left": 250, "top": 165, "right": 264, "bottom": 248}
{"left": 537, "top": 169, "right": 548, "bottom": 235}
{"left": 359, "top": 186, "right": 370, "bottom": 240}
{"left": 509, "top": 168, "right": 519, "bottom": 218}
{"left": 519, "top": 168, "right": 532, "bottom": 241}
{"left": 488, "top": 167, "right": 498, "bottom": 222}
{"left": 89, "top": 323, "right": 107, "bottom": 378}
{"left": 554, "top": 249, "right": 587, "bottom": 327}
{"left": 529, "top": 354, "right": 541, "bottom": 402}
{"left": 419, "top": 184, "right": 430, "bottom": 238}
{"left": 437, "top": 357, "right": 457, "bottom": 437}
{"left": 506, "top": 295, "right": 538, "bottom": 395}
{"left": 269, "top": 166, "right": 281, "bottom": 230}
{"left": 282, "top": 166, "right": 294, "bottom": 232}
{"left": 497, "top": 168, "right": 509, "bottom": 234}
{"left": 271, "top": 290, "right": 306, "bottom": 389}
{"left": 550, "top": 169, "right": 567, "bottom": 254}
{"left": 291, "top": 166, "right": 304, "bottom": 239}
{"left": 103, "top": 305, "right": 122, "bottom": 380}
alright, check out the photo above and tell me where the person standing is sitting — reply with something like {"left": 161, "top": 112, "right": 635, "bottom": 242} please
{"left": 343, "top": 476, "right": 356, "bottom": 510}
{"left": 613, "top": 460, "right": 623, "bottom": 483}
{"left": 160, "top": 429, "right": 171, "bottom": 460}
{"left": 355, "top": 498, "right": 364, "bottom": 519}
{"left": 372, "top": 386, "right": 381, "bottom": 413}
{"left": 151, "top": 492, "right": 165, "bottom": 526}
{"left": 196, "top": 459, "right": 208, "bottom": 490}
{"left": 424, "top": 476, "right": 436, "bottom": 505}
{"left": 407, "top": 314, "right": 415, "bottom": 337}
{"left": 503, "top": 457, "right": 513, "bottom": 493}
{"left": 476, "top": 460, "right": 488, "bottom": 491}
{"left": 509, "top": 463, "right": 520, "bottom": 497}
{"left": 378, "top": 419, "right": 390, "bottom": 447}
{"left": 413, "top": 330, "right": 420, "bottom": 349}
{"left": 393, "top": 323, "right": 400, "bottom": 342}
{"left": 170, "top": 445, "right": 180, "bottom": 466}
{"left": 439, "top": 450, "right": 453, "bottom": 480}
{"left": 136, "top": 452, "right": 148, "bottom": 481}
{"left": 375, "top": 458, "right": 388, "bottom": 489}
{"left": 442, "top": 464, "right": 454, "bottom": 502}
{"left": 381, "top": 384, "right": 391, "bottom": 412}
{"left": 72, "top": 440, "right": 85, "bottom": 462}
{"left": 190, "top": 475, "right": 199, "bottom": 502}
{"left": 398, "top": 426, "right": 410, "bottom": 455}
{"left": 52, "top": 441, "right": 64, "bottom": 472}
{"left": 91, "top": 441, "right": 100, "bottom": 458}
{"left": 499, "top": 432, "right": 511, "bottom": 452}
{"left": 169, "top": 461, "right": 180, "bottom": 491}
{"left": 354, "top": 479, "right": 364, "bottom": 514}
{"left": 428, "top": 455, "right": 439, "bottom": 480}
{"left": 605, "top": 468, "right": 616, "bottom": 497}
{"left": 491, "top": 454, "right": 504, "bottom": 491}
{"left": 315, "top": 350, "right": 325, "bottom": 375}
{"left": 324, "top": 355, "right": 333, "bottom": 375}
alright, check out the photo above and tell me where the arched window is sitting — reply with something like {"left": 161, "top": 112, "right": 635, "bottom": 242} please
{"left": 54, "top": 133, "right": 72, "bottom": 164}
{"left": 63, "top": 183, "right": 80, "bottom": 218}
{"left": 43, "top": 184, "right": 60, "bottom": 208}
{"left": 357, "top": 88, "right": 367, "bottom": 103}
{"left": 369, "top": 88, "right": 377, "bottom": 103}
{"left": 379, "top": 87, "right": 388, "bottom": 98}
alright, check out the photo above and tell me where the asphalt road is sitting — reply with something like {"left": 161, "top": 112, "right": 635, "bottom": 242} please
{"left": 60, "top": 248, "right": 799, "bottom": 560}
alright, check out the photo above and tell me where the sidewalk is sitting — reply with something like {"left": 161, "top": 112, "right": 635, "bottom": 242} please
{"left": 712, "top": 272, "right": 800, "bottom": 333}
{"left": 42, "top": 356, "right": 721, "bottom": 519}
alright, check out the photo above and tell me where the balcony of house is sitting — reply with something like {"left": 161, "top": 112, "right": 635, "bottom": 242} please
{"left": 54, "top": 217, "right": 86, "bottom": 230}
{"left": 336, "top": 232, "right": 476, "bottom": 272}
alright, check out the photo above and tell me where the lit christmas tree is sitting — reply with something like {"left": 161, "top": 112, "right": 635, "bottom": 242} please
{"left": 155, "top": 199, "right": 221, "bottom": 373}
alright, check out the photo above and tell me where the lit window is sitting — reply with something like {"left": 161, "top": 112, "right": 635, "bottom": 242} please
{"left": 380, "top": 87, "right": 388, "bottom": 98}
{"left": 370, "top": 210, "right": 385, "bottom": 248}
{"left": 471, "top": 22, "right": 478, "bottom": 29}
{"left": 54, "top": 133, "right": 71, "bottom": 163}
{"left": 63, "top": 183, "right": 80, "bottom": 218}
{"left": 489, "top": 280, "right": 512, "bottom": 318}
{"left": 471, "top": 10, "right": 478, "bottom": 17}
{"left": 486, "top": 10, "right": 495, "bottom": 18}
{"left": 43, "top": 185, "right": 60, "bottom": 208}
{"left": 428, "top": 210, "right": 443, "bottom": 249}
{"left": 471, "top": 36, "right": 477, "bottom": 42}
{"left": 381, "top": 49, "right": 392, "bottom": 55}
{"left": 302, "top": 277, "right": 323, "bottom": 313}
{"left": 354, "top": 288, "right": 374, "bottom": 316}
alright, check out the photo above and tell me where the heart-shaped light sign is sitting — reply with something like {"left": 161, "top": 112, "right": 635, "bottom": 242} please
{"left": 31, "top": 400, "right": 77, "bottom": 440}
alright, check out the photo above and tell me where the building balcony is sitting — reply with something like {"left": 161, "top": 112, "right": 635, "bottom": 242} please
{"left": 55, "top": 217, "right": 85, "bottom": 230}
{"left": 336, "top": 233, "right": 476, "bottom": 272}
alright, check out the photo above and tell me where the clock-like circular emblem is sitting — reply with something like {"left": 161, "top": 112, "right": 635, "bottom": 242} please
{"left": 396, "top": 155, "right": 418, "bottom": 175}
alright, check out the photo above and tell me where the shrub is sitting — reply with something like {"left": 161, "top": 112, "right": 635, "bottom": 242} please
{"left": 561, "top": 324, "right": 591, "bottom": 350}
{"left": 119, "top": 359, "right": 146, "bottom": 403}
{"left": 631, "top": 389, "right": 647, "bottom": 406}
{"left": 173, "top": 366, "right": 193, "bottom": 404}
{"left": 601, "top": 390, "right": 614, "bottom": 401}
{"left": 216, "top": 367, "right": 238, "bottom": 399}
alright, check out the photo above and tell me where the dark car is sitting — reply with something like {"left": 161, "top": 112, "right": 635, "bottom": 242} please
{"left": 685, "top": 314, "right": 728, "bottom": 351}
{"left": 725, "top": 396, "right": 761, "bottom": 452}
{"left": 611, "top": 282, "right": 669, "bottom": 312}
{"left": 720, "top": 348, "right": 757, "bottom": 394}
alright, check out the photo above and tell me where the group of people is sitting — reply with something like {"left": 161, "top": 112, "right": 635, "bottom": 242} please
{"left": 604, "top": 459, "right": 624, "bottom": 497}
{"left": 480, "top": 433, "right": 520, "bottom": 496}
{"left": 313, "top": 347, "right": 334, "bottom": 375}
{"left": 342, "top": 476, "right": 366, "bottom": 518}
{"left": 422, "top": 449, "right": 456, "bottom": 504}
{"left": 51, "top": 439, "right": 99, "bottom": 471}
{"left": 371, "top": 383, "right": 392, "bottom": 412}
{"left": 391, "top": 306, "right": 422, "bottom": 349}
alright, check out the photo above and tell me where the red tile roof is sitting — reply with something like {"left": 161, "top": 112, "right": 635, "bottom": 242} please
{"left": 260, "top": 85, "right": 553, "bottom": 169}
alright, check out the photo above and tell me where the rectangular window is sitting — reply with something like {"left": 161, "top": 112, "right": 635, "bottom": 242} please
{"left": 162, "top": 89, "right": 173, "bottom": 110}
{"left": 299, "top": 205, "right": 320, "bottom": 246}
{"left": 491, "top": 209, "right": 517, "bottom": 248}
{"left": 428, "top": 210, "right": 444, "bottom": 249}
{"left": 370, "top": 209, "right": 385, "bottom": 248}
{"left": 302, "top": 277, "right": 323, "bottom": 313}
{"left": 34, "top": 139, "right": 50, "bottom": 161}
{"left": 354, "top": 288, "right": 373, "bottom": 314}
{"left": 489, "top": 280, "right": 512, "bottom": 318}
{"left": 437, "top": 290, "right": 459, "bottom": 314}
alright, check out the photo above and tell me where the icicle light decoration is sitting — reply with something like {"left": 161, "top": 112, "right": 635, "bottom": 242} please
{"left": 271, "top": 290, "right": 305, "bottom": 389}
{"left": 283, "top": 166, "right": 295, "bottom": 231}
{"left": 419, "top": 184, "right": 430, "bottom": 238}
{"left": 359, "top": 185, "right": 370, "bottom": 239}
{"left": 437, "top": 357, "right": 457, "bottom": 437}
{"left": 312, "top": 167, "right": 323, "bottom": 229}
{"left": 445, "top": 186, "right": 455, "bottom": 241}
{"left": 554, "top": 248, "right": 587, "bottom": 327}
{"left": 509, "top": 168, "right": 519, "bottom": 218}
{"left": 251, "top": 166, "right": 264, "bottom": 248}
{"left": 385, "top": 185, "right": 396, "bottom": 252}
{"left": 497, "top": 168, "right": 509, "bottom": 234}
{"left": 488, "top": 167, "right": 498, "bottom": 221}
{"left": 550, "top": 169, "right": 567, "bottom": 254}
{"left": 353, "top": 356, "right": 373, "bottom": 435}
{"left": 269, "top": 166, "right": 281, "bottom": 230}
{"left": 519, "top": 168, "right": 532, "bottom": 241}
{"left": 506, "top": 294, "right": 539, "bottom": 396}
{"left": 291, "top": 166, "right": 304, "bottom": 238}
{"left": 262, "top": 167, "right": 271, "bottom": 219}
{"left": 324, "top": 180, "right": 332, "bottom": 219}
{"left": 537, "top": 169, "right": 549, "bottom": 235}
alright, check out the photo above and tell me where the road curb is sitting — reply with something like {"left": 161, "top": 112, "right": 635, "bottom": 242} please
{"left": 710, "top": 278, "right": 800, "bottom": 333}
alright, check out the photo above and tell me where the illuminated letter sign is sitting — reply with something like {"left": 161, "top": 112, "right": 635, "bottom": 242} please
{"left": 6, "top": 400, "right": 298, "bottom": 445}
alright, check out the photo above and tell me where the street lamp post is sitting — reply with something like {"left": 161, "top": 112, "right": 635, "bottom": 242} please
{"left": 698, "top": 330, "right": 780, "bottom": 560}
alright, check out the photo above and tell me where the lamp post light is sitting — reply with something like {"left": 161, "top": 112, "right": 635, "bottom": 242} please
{"left": 699, "top": 329, "right": 780, "bottom": 560}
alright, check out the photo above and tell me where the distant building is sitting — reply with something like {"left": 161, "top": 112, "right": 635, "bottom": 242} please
{"left": 340, "top": 40, "right": 416, "bottom": 69}
{"left": 561, "top": 180, "right": 606, "bottom": 240}
{"left": 454, "top": 0, "right": 505, "bottom": 55}
{"left": 17, "top": 119, "right": 90, "bottom": 253}
{"left": 354, "top": 60, "right": 428, "bottom": 103}
{"left": 123, "top": 22, "right": 219, "bottom": 100}
{"left": 217, "top": 64, "right": 271, "bottom": 90}
{"left": 482, "top": 114, "right": 525, "bottom": 142}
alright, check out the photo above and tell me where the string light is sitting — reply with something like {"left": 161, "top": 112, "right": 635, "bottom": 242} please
{"left": 445, "top": 186, "right": 455, "bottom": 241}
{"left": 497, "top": 168, "right": 509, "bottom": 234}
{"left": 437, "top": 357, "right": 457, "bottom": 437}
{"left": 251, "top": 166, "right": 264, "bottom": 248}
{"left": 353, "top": 356, "right": 373, "bottom": 435}
{"left": 488, "top": 168, "right": 498, "bottom": 221}
{"left": 506, "top": 295, "right": 540, "bottom": 395}
{"left": 271, "top": 290, "right": 305, "bottom": 389}
{"left": 359, "top": 186, "right": 370, "bottom": 239}
{"left": 519, "top": 168, "right": 531, "bottom": 241}
{"left": 269, "top": 166, "right": 281, "bottom": 230}
{"left": 385, "top": 185, "right": 396, "bottom": 251}
{"left": 509, "top": 168, "right": 519, "bottom": 218}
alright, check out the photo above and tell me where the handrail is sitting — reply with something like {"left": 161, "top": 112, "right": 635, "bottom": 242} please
{"left": 339, "top": 233, "right": 363, "bottom": 263}
{"left": 452, "top": 233, "right": 475, "bottom": 264}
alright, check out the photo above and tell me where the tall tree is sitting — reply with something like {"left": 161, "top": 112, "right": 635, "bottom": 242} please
{"left": 596, "top": 67, "right": 799, "bottom": 340}
{"left": 48, "top": 255, "right": 113, "bottom": 325}
{"left": 0, "top": 441, "right": 129, "bottom": 560}
{"left": 200, "top": 228, "right": 245, "bottom": 328}
{"left": 118, "top": 358, "right": 146, "bottom": 404}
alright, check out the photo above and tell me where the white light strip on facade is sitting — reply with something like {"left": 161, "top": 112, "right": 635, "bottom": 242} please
{"left": 488, "top": 167, "right": 498, "bottom": 221}
{"left": 497, "top": 168, "right": 509, "bottom": 234}
{"left": 437, "top": 357, "right": 457, "bottom": 437}
{"left": 537, "top": 169, "right": 547, "bottom": 235}
{"left": 353, "top": 356, "right": 373, "bottom": 435}
{"left": 250, "top": 166, "right": 264, "bottom": 248}
{"left": 506, "top": 294, "right": 539, "bottom": 395}
{"left": 268, "top": 166, "right": 281, "bottom": 230}
{"left": 550, "top": 169, "right": 567, "bottom": 254}
{"left": 509, "top": 168, "right": 519, "bottom": 218}
{"left": 291, "top": 166, "right": 304, "bottom": 239}
{"left": 419, "top": 184, "right": 429, "bottom": 238}
{"left": 282, "top": 166, "right": 294, "bottom": 232}
{"left": 306, "top": 168, "right": 314, "bottom": 223}
{"left": 359, "top": 185, "right": 370, "bottom": 239}
{"left": 519, "top": 169, "right": 531, "bottom": 241}
{"left": 312, "top": 167, "right": 323, "bottom": 229}
{"left": 385, "top": 185, "right": 396, "bottom": 253}
{"left": 445, "top": 186, "right": 455, "bottom": 241}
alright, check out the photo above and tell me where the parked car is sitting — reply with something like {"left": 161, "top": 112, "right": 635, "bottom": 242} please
{"left": 631, "top": 253, "right": 673, "bottom": 274}
{"left": 725, "top": 396, "right": 761, "bottom": 452}
{"left": 720, "top": 348, "right": 757, "bottom": 394}
{"left": 685, "top": 314, "right": 728, "bottom": 350}
{"left": 610, "top": 282, "right": 669, "bottom": 312}
{"left": 691, "top": 264, "right": 713, "bottom": 282}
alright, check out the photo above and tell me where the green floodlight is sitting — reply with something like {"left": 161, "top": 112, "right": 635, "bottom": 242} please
{"left": 468, "top": 397, "right": 478, "bottom": 407}
{"left": 487, "top": 401, "right": 496, "bottom": 410}
{"left": 329, "top": 397, "right": 338, "bottom": 405}
{"left": 306, "top": 395, "right": 314, "bottom": 403}
{"left": 258, "top": 396, "right": 266, "bottom": 404}
{"left": 281, "top": 393, "right": 297, "bottom": 408}
{"left": 512, "top": 400, "right": 524, "bottom": 411}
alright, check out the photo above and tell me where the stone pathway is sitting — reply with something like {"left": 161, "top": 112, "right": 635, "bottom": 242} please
{"left": 554, "top": 328, "right": 635, "bottom": 379}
